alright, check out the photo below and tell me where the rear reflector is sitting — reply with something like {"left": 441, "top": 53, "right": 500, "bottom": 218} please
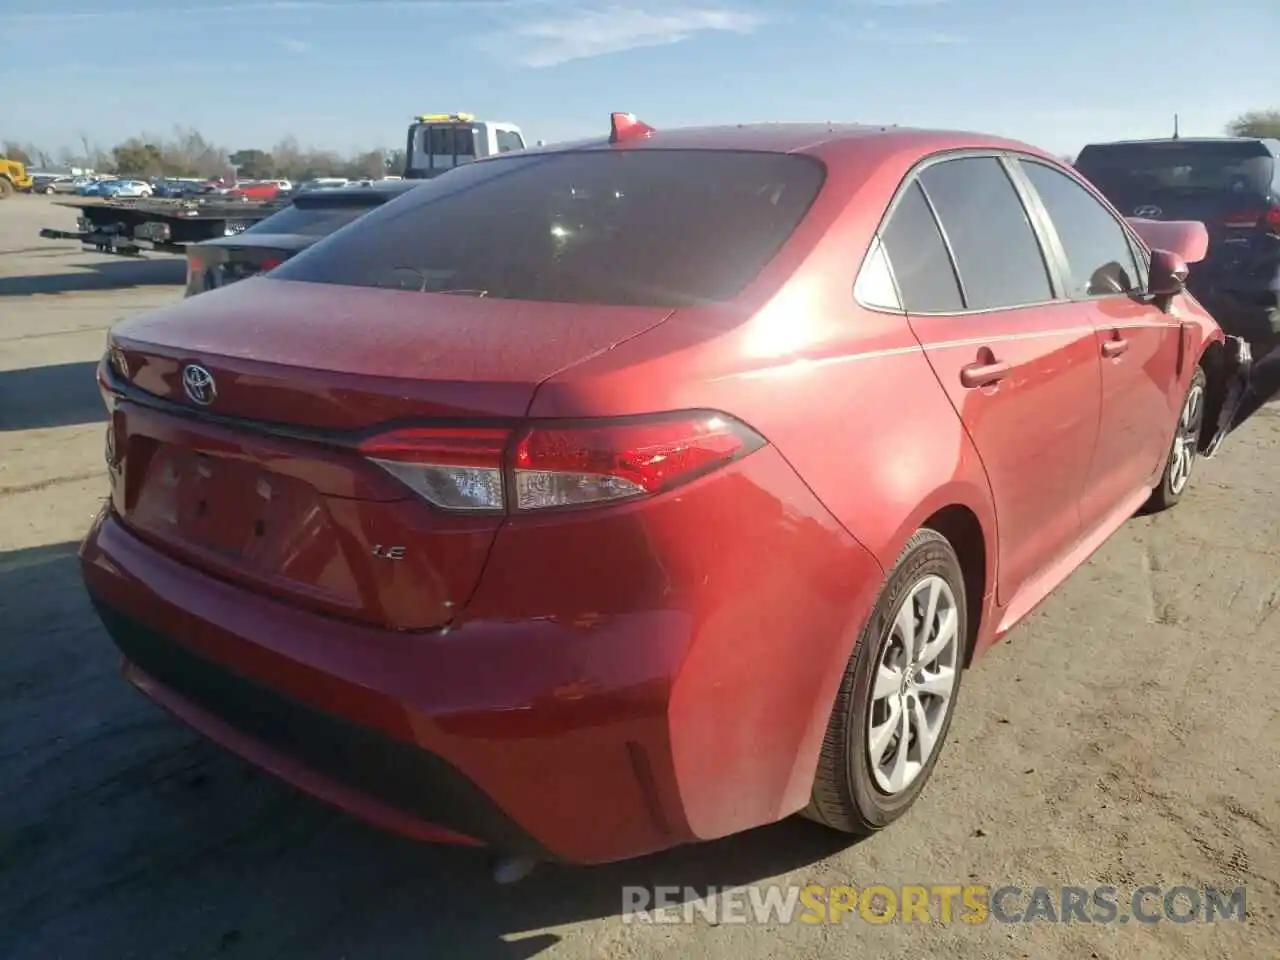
{"left": 358, "top": 413, "right": 765, "bottom": 513}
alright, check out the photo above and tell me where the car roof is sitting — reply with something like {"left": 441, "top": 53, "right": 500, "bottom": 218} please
{"left": 1079, "top": 136, "right": 1280, "bottom": 155}
{"left": 293, "top": 180, "right": 420, "bottom": 204}
{"left": 514, "top": 122, "right": 1057, "bottom": 165}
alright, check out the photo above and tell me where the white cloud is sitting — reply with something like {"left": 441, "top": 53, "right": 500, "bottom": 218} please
{"left": 279, "top": 37, "right": 313, "bottom": 52}
{"left": 480, "top": 5, "right": 767, "bottom": 68}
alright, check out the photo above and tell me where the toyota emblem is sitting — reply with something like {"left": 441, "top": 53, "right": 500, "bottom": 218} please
{"left": 182, "top": 364, "right": 217, "bottom": 405}
{"left": 1133, "top": 204, "right": 1163, "bottom": 218}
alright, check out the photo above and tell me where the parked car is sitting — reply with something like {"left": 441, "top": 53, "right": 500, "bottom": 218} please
{"left": 84, "top": 116, "right": 1246, "bottom": 868}
{"left": 77, "top": 177, "right": 121, "bottom": 196}
{"left": 153, "top": 178, "right": 206, "bottom": 199}
{"left": 101, "top": 180, "right": 153, "bottom": 198}
{"left": 228, "top": 180, "right": 282, "bottom": 201}
{"left": 1075, "top": 136, "right": 1280, "bottom": 346}
{"left": 295, "top": 177, "right": 350, "bottom": 193}
{"left": 36, "top": 175, "right": 78, "bottom": 195}
{"left": 184, "top": 180, "right": 419, "bottom": 296}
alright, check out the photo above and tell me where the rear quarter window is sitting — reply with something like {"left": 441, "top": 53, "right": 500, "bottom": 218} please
{"left": 272, "top": 150, "right": 827, "bottom": 307}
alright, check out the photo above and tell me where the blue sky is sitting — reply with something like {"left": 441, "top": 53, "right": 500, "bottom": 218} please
{"left": 3, "top": 0, "right": 1277, "bottom": 158}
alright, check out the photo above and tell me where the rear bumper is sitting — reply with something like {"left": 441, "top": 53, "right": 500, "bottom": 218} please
{"left": 80, "top": 446, "right": 884, "bottom": 864}
{"left": 91, "top": 597, "right": 529, "bottom": 853}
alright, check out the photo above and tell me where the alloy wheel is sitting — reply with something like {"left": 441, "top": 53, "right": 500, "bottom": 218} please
{"left": 1169, "top": 380, "right": 1204, "bottom": 496}
{"left": 866, "top": 574, "right": 960, "bottom": 795}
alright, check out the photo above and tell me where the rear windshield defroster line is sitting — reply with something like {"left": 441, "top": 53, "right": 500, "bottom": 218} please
{"left": 270, "top": 150, "right": 828, "bottom": 307}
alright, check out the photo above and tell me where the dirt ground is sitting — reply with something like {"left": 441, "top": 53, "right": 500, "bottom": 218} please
{"left": 1, "top": 194, "right": 1278, "bottom": 960}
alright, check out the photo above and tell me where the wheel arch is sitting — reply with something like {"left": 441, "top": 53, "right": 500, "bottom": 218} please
{"left": 878, "top": 480, "right": 997, "bottom": 669}
{"left": 920, "top": 503, "right": 987, "bottom": 668}
{"left": 1197, "top": 337, "right": 1228, "bottom": 450}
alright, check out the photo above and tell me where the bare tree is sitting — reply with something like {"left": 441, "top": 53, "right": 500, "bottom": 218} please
{"left": 16, "top": 125, "right": 420, "bottom": 180}
{"left": 2, "top": 142, "right": 33, "bottom": 165}
{"left": 1226, "top": 109, "right": 1280, "bottom": 139}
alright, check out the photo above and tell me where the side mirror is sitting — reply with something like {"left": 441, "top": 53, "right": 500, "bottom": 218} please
{"left": 1148, "top": 248, "right": 1189, "bottom": 297}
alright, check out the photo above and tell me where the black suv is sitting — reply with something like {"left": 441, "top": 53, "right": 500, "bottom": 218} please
{"left": 1074, "top": 137, "right": 1280, "bottom": 346}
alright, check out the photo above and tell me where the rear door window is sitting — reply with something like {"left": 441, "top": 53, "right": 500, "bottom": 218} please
{"left": 918, "top": 156, "right": 1055, "bottom": 310}
{"left": 273, "top": 150, "right": 826, "bottom": 307}
{"left": 875, "top": 181, "right": 963, "bottom": 313}
{"left": 1018, "top": 160, "right": 1142, "bottom": 298}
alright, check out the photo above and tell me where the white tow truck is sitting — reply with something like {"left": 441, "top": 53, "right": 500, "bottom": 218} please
{"left": 402, "top": 112, "right": 528, "bottom": 179}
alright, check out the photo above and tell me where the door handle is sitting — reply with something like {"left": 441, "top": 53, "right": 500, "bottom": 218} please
{"left": 959, "top": 358, "right": 1011, "bottom": 388}
{"left": 1102, "top": 336, "right": 1129, "bottom": 358}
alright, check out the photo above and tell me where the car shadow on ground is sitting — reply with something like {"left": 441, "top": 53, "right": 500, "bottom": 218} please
{"left": 0, "top": 542, "right": 859, "bottom": 960}
{"left": 0, "top": 361, "right": 105, "bottom": 431}
{"left": 0, "top": 257, "right": 185, "bottom": 296}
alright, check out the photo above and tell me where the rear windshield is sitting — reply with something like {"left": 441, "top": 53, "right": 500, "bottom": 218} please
{"left": 244, "top": 202, "right": 380, "bottom": 237}
{"left": 272, "top": 149, "right": 826, "bottom": 306}
{"left": 1075, "top": 141, "right": 1274, "bottom": 199}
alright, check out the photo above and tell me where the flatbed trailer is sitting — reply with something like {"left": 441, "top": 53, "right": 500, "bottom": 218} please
{"left": 39, "top": 196, "right": 287, "bottom": 256}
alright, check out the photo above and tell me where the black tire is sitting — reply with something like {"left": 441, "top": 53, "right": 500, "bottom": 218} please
{"left": 0, "top": 178, "right": 13, "bottom": 200}
{"left": 1145, "top": 366, "right": 1207, "bottom": 513}
{"left": 804, "top": 528, "right": 968, "bottom": 835}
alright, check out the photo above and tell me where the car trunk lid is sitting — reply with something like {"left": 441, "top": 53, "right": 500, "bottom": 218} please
{"left": 104, "top": 276, "right": 673, "bottom": 629}
{"left": 185, "top": 235, "right": 318, "bottom": 295}
{"left": 114, "top": 274, "right": 674, "bottom": 425}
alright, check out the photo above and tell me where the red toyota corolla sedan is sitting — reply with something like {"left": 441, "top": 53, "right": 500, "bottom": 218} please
{"left": 82, "top": 114, "right": 1238, "bottom": 866}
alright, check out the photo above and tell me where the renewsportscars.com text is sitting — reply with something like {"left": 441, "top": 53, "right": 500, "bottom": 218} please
{"left": 621, "top": 884, "right": 1247, "bottom": 925}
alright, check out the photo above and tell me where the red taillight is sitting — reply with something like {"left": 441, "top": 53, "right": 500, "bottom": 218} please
{"left": 258, "top": 257, "right": 283, "bottom": 272}
{"left": 513, "top": 415, "right": 761, "bottom": 509}
{"left": 185, "top": 253, "right": 202, "bottom": 285}
{"left": 357, "top": 413, "right": 765, "bottom": 513}
{"left": 1223, "top": 206, "right": 1280, "bottom": 231}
